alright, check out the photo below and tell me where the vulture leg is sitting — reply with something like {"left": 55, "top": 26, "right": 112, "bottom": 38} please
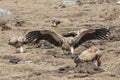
{"left": 94, "top": 60, "right": 98, "bottom": 67}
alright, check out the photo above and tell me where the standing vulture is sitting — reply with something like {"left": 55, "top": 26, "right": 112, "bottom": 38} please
{"left": 24, "top": 27, "right": 110, "bottom": 54}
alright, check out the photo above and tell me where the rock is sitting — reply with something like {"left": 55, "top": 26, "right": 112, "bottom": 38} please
{"left": 52, "top": 4, "right": 66, "bottom": 9}
{"left": 70, "top": 73, "right": 89, "bottom": 78}
{"left": 0, "top": 16, "right": 12, "bottom": 31}
{"left": 0, "top": 8, "right": 11, "bottom": 16}
{"left": 109, "top": 61, "right": 120, "bottom": 78}
{"left": 109, "top": 26, "right": 120, "bottom": 41}
{"left": 33, "top": 71, "right": 41, "bottom": 76}
{"left": 46, "top": 50, "right": 57, "bottom": 56}
{"left": 58, "top": 66, "right": 74, "bottom": 73}
{"left": 51, "top": 18, "right": 61, "bottom": 27}
{"left": 62, "top": 0, "right": 79, "bottom": 6}
{"left": 116, "top": 1, "right": 120, "bottom": 5}
{"left": 54, "top": 53, "right": 78, "bottom": 59}
{"left": 74, "top": 62, "right": 104, "bottom": 74}
{"left": 15, "top": 20, "right": 25, "bottom": 26}
{"left": 0, "top": 22, "right": 11, "bottom": 31}
{"left": 9, "top": 57, "right": 21, "bottom": 64}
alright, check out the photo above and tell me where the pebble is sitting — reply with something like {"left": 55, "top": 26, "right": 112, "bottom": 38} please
{"left": 0, "top": 8, "right": 11, "bottom": 16}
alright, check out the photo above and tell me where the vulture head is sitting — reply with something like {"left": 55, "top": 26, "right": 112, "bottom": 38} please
{"left": 25, "top": 26, "right": 110, "bottom": 54}
{"left": 8, "top": 36, "right": 26, "bottom": 53}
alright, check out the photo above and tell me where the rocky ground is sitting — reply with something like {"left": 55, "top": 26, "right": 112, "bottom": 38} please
{"left": 0, "top": 0, "right": 120, "bottom": 80}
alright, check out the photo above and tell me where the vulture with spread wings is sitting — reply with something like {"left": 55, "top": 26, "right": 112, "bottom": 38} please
{"left": 25, "top": 27, "right": 110, "bottom": 54}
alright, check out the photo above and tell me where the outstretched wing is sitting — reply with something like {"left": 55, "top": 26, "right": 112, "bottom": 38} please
{"left": 25, "top": 30, "right": 64, "bottom": 47}
{"left": 72, "top": 27, "right": 110, "bottom": 48}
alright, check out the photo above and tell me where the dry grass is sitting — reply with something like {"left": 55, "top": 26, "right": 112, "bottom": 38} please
{"left": 0, "top": 0, "right": 120, "bottom": 80}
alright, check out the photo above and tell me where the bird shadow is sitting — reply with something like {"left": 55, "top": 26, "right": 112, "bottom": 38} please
{"left": 45, "top": 50, "right": 78, "bottom": 59}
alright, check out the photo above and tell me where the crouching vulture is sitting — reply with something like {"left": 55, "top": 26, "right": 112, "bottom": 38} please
{"left": 74, "top": 46, "right": 104, "bottom": 67}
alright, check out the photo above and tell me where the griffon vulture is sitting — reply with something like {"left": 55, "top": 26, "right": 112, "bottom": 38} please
{"left": 74, "top": 46, "right": 104, "bottom": 67}
{"left": 25, "top": 27, "right": 109, "bottom": 54}
{"left": 8, "top": 36, "right": 26, "bottom": 53}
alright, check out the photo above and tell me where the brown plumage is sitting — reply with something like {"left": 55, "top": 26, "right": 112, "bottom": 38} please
{"left": 74, "top": 46, "right": 103, "bottom": 67}
{"left": 8, "top": 36, "right": 26, "bottom": 53}
{"left": 25, "top": 26, "right": 109, "bottom": 54}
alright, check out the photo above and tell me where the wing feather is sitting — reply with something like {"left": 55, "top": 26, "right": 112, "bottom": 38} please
{"left": 25, "top": 30, "right": 64, "bottom": 47}
{"left": 72, "top": 27, "right": 110, "bottom": 48}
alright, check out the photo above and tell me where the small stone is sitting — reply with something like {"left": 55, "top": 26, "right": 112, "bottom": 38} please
{"left": 116, "top": 1, "right": 120, "bottom": 5}
{"left": 0, "top": 8, "right": 11, "bottom": 16}
{"left": 15, "top": 21, "right": 25, "bottom": 26}
{"left": 51, "top": 18, "right": 61, "bottom": 27}
{"left": 9, "top": 57, "right": 21, "bottom": 64}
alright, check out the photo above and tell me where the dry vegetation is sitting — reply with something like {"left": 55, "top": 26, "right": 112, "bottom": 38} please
{"left": 0, "top": 0, "right": 120, "bottom": 80}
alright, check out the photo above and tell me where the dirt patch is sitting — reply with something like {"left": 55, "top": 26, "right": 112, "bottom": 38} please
{"left": 0, "top": 0, "right": 120, "bottom": 80}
